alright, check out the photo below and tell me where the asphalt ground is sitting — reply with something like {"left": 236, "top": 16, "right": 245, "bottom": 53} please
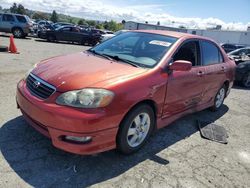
{"left": 0, "top": 35, "right": 249, "bottom": 188}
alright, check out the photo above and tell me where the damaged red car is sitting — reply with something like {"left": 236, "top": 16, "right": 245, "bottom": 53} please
{"left": 16, "top": 30, "right": 235, "bottom": 155}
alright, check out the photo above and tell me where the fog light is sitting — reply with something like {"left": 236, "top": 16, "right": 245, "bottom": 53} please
{"left": 64, "top": 136, "right": 92, "bottom": 144}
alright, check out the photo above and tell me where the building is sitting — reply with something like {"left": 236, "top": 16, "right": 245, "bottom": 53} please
{"left": 124, "top": 21, "right": 250, "bottom": 45}
{"left": 124, "top": 21, "right": 187, "bottom": 33}
{"left": 187, "top": 29, "right": 250, "bottom": 45}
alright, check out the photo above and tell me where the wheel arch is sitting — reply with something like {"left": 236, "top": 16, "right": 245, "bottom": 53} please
{"left": 118, "top": 99, "right": 158, "bottom": 131}
{"left": 11, "top": 26, "right": 23, "bottom": 33}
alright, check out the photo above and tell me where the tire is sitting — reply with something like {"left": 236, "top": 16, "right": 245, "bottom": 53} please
{"left": 210, "top": 85, "right": 226, "bottom": 111}
{"left": 0, "top": 45, "right": 8, "bottom": 52}
{"left": 241, "top": 72, "right": 250, "bottom": 88}
{"left": 47, "top": 35, "right": 56, "bottom": 42}
{"left": 12, "top": 28, "right": 24, "bottom": 38}
{"left": 117, "top": 104, "right": 155, "bottom": 154}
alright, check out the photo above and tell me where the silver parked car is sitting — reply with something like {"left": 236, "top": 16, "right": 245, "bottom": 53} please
{"left": 0, "top": 13, "right": 33, "bottom": 38}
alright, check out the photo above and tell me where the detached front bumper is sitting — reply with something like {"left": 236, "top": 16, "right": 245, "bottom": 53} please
{"left": 16, "top": 79, "right": 119, "bottom": 155}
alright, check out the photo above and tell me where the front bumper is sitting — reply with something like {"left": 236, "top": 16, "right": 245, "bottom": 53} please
{"left": 16, "top": 79, "right": 119, "bottom": 155}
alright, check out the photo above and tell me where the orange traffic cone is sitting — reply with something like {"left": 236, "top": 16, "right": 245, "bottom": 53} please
{"left": 9, "top": 35, "right": 19, "bottom": 54}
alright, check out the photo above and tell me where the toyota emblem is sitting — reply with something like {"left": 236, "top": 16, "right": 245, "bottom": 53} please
{"left": 33, "top": 80, "right": 40, "bottom": 88}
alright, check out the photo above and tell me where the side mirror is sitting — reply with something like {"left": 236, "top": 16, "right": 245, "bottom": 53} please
{"left": 169, "top": 60, "right": 192, "bottom": 71}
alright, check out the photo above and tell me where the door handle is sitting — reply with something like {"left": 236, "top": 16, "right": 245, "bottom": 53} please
{"left": 197, "top": 70, "right": 205, "bottom": 76}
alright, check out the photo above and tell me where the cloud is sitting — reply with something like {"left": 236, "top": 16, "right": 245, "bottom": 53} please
{"left": 0, "top": 0, "right": 249, "bottom": 31}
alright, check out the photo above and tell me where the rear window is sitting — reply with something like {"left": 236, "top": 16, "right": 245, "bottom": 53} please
{"left": 16, "top": 15, "right": 27, "bottom": 23}
{"left": 201, "top": 41, "right": 223, "bottom": 65}
{"left": 2, "top": 14, "right": 15, "bottom": 22}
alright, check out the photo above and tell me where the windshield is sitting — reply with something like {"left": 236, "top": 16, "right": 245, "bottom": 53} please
{"left": 91, "top": 32, "right": 178, "bottom": 68}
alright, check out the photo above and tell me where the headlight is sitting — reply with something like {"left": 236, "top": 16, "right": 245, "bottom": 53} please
{"left": 56, "top": 88, "right": 114, "bottom": 108}
{"left": 25, "top": 63, "right": 37, "bottom": 79}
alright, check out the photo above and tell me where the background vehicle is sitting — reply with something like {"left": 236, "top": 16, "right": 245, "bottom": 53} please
{"left": 38, "top": 25, "right": 101, "bottom": 45}
{"left": 0, "top": 13, "right": 33, "bottom": 38}
{"left": 235, "top": 61, "right": 250, "bottom": 88}
{"left": 221, "top": 43, "right": 246, "bottom": 53}
{"left": 228, "top": 47, "right": 250, "bottom": 64}
{"left": 100, "top": 29, "right": 128, "bottom": 42}
{"left": 53, "top": 22, "right": 74, "bottom": 29}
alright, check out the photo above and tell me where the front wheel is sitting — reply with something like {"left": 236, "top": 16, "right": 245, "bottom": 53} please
{"left": 210, "top": 85, "right": 226, "bottom": 111}
{"left": 117, "top": 104, "right": 155, "bottom": 154}
{"left": 12, "top": 28, "right": 24, "bottom": 38}
{"left": 241, "top": 72, "right": 250, "bottom": 88}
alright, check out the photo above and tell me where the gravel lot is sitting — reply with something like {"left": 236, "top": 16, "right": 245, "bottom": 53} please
{"left": 0, "top": 35, "right": 250, "bottom": 188}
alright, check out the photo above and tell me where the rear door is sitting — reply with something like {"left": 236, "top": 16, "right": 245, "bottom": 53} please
{"left": 163, "top": 40, "right": 207, "bottom": 117}
{"left": 1, "top": 14, "right": 15, "bottom": 32}
{"left": 199, "top": 40, "right": 227, "bottom": 104}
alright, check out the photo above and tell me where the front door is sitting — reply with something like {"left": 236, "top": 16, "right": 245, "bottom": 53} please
{"left": 162, "top": 40, "right": 207, "bottom": 118}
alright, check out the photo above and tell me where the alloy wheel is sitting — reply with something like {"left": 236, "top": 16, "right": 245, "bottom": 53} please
{"left": 215, "top": 87, "right": 225, "bottom": 108}
{"left": 14, "top": 29, "right": 22, "bottom": 38}
{"left": 127, "top": 113, "right": 150, "bottom": 148}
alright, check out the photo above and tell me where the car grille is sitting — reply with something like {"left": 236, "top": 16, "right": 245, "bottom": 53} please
{"left": 26, "top": 73, "right": 56, "bottom": 99}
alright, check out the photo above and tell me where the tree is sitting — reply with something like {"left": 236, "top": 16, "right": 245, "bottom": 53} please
{"left": 122, "top": 20, "right": 126, "bottom": 24}
{"left": 50, "top": 10, "right": 58, "bottom": 23}
{"left": 17, "top": 4, "right": 26, "bottom": 14}
{"left": 0, "top": 6, "right": 2, "bottom": 11}
{"left": 32, "top": 12, "right": 49, "bottom": 20}
{"left": 157, "top": 21, "right": 160, "bottom": 26}
{"left": 86, "top": 20, "right": 96, "bottom": 27}
{"left": 10, "top": 3, "right": 18, "bottom": 13}
{"left": 96, "top": 24, "right": 104, "bottom": 29}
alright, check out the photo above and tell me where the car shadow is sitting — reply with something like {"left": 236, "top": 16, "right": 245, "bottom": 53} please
{"left": 0, "top": 105, "right": 229, "bottom": 187}
{"left": 0, "top": 34, "right": 32, "bottom": 40}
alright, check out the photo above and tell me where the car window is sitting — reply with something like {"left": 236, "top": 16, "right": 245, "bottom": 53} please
{"left": 16, "top": 15, "right": 27, "bottom": 23}
{"left": 173, "top": 41, "right": 200, "bottom": 66}
{"left": 2, "top": 14, "right": 15, "bottom": 22}
{"left": 91, "top": 32, "right": 177, "bottom": 68}
{"left": 61, "top": 27, "right": 71, "bottom": 32}
{"left": 72, "top": 27, "right": 80, "bottom": 32}
{"left": 201, "top": 41, "right": 222, "bottom": 65}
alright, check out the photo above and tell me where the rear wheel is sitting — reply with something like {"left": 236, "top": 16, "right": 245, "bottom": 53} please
{"left": 12, "top": 28, "right": 24, "bottom": 38}
{"left": 117, "top": 104, "right": 155, "bottom": 154}
{"left": 241, "top": 72, "right": 250, "bottom": 88}
{"left": 210, "top": 85, "right": 226, "bottom": 111}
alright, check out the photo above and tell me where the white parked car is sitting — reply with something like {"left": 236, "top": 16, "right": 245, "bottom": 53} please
{"left": 101, "top": 30, "right": 128, "bottom": 42}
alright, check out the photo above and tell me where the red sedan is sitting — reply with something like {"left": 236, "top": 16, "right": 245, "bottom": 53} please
{"left": 16, "top": 30, "right": 235, "bottom": 155}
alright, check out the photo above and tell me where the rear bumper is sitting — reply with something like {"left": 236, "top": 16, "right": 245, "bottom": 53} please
{"left": 16, "top": 79, "right": 119, "bottom": 155}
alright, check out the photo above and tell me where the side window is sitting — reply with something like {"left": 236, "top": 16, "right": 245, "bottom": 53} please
{"left": 173, "top": 41, "right": 200, "bottom": 66}
{"left": 2, "top": 14, "right": 15, "bottom": 22}
{"left": 16, "top": 15, "right": 27, "bottom": 23}
{"left": 61, "top": 27, "right": 71, "bottom": 32}
{"left": 201, "top": 41, "right": 222, "bottom": 65}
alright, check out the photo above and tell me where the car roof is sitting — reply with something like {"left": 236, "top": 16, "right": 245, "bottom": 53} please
{"left": 131, "top": 30, "right": 211, "bottom": 40}
{"left": 2, "top": 13, "right": 26, "bottom": 17}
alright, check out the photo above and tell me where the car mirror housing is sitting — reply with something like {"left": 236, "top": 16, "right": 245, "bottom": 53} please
{"left": 169, "top": 60, "right": 192, "bottom": 71}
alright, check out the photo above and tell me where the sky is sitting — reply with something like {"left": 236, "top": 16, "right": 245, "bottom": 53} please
{"left": 1, "top": 0, "right": 250, "bottom": 31}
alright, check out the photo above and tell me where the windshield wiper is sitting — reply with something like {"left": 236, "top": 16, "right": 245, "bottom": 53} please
{"left": 101, "top": 53, "right": 140, "bottom": 68}
{"left": 88, "top": 49, "right": 113, "bottom": 61}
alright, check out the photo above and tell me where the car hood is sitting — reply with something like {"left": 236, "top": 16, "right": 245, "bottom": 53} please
{"left": 32, "top": 52, "right": 147, "bottom": 92}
